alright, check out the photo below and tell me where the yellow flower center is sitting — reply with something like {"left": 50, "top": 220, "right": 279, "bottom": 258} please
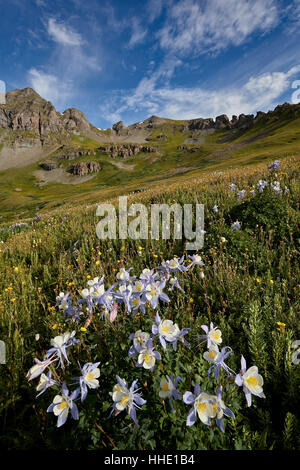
{"left": 214, "top": 332, "right": 220, "bottom": 340}
{"left": 212, "top": 403, "right": 218, "bottom": 414}
{"left": 86, "top": 372, "right": 94, "bottom": 381}
{"left": 162, "top": 383, "right": 169, "bottom": 392}
{"left": 246, "top": 376, "right": 258, "bottom": 387}
{"left": 161, "top": 325, "right": 170, "bottom": 334}
{"left": 121, "top": 395, "right": 130, "bottom": 407}
{"left": 59, "top": 401, "right": 68, "bottom": 410}
{"left": 197, "top": 402, "right": 207, "bottom": 413}
{"left": 144, "top": 353, "right": 152, "bottom": 363}
{"left": 209, "top": 350, "right": 216, "bottom": 359}
{"left": 150, "top": 289, "right": 156, "bottom": 295}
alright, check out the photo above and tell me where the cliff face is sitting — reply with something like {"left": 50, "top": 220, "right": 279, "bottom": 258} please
{"left": 0, "top": 88, "right": 92, "bottom": 144}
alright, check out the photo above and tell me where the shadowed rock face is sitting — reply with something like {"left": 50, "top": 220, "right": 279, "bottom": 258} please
{"left": 62, "top": 108, "right": 90, "bottom": 132}
{"left": 68, "top": 161, "right": 101, "bottom": 176}
{"left": 55, "top": 148, "right": 96, "bottom": 160}
{"left": 39, "top": 161, "right": 58, "bottom": 171}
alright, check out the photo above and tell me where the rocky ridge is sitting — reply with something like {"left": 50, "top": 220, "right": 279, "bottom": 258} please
{"left": 98, "top": 143, "right": 157, "bottom": 158}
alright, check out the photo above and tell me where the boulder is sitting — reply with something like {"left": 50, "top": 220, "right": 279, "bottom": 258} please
{"left": 68, "top": 161, "right": 101, "bottom": 176}
{"left": 40, "top": 161, "right": 58, "bottom": 171}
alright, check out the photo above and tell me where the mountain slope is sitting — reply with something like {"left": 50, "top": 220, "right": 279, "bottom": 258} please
{"left": 0, "top": 88, "right": 300, "bottom": 223}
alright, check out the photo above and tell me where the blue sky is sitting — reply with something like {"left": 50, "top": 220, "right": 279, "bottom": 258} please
{"left": 1, "top": 0, "right": 300, "bottom": 128}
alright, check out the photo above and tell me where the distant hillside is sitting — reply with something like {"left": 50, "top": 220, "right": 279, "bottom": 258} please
{"left": 0, "top": 88, "right": 300, "bottom": 223}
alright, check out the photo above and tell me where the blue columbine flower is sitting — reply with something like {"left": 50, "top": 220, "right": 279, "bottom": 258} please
{"left": 183, "top": 383, "right": 213, "bottom": 427}
{"left": 36, "top": 370, "right": 58, "bottom": 397}
{"left": 257, "top": 179, "right": 268, "bottom": 193}
{"left": 152, "top": 312, "right": 180, "bottom": 348}
{"left": 27, "top": 355, "right": 58, "bottom": 381}
{"left": 136, "top": 338, "right": 161, "bottom": 371}
{"left": 187, "top": 254, "right": 205, "bottom": 269}
{"left": 235, "top": 356, "right": 266, "bottom": 407}
{"left": 231, "top": 220, "right": 241, "bottom": 230}
{"left": 207, "top": 346, "right": 235, "bottom": 378}
{"left": 171, "top": 327, "right": 190, "bottom": 351}
{"left": 128, "top": 330, "right": 151, "bottom": 357}
{"left": 56, "top": 292, "right": 82, "bottom": 321}
{"left": 159, "top": 374, "right": 182, "bottom": 413}
{"left": 168, "top": 276, "right": 184, "bottom": 292}
{"left": 210, "top": 386, "right": 235, "bottom": 432}
{"left": 47, "top": 383, "right": 79, "bottom": 427}
{"left": 74, "top": 361, "right": 101, "bottom": 402}
{"left": 110, "top": 376, "right": 146, "bottom": 426}
{"left": 143, "top": 280, "right": 170, "bottom": 308}
{"left": 267, "top": 160, "right": 280, "bottom": 170}
{"left": 44, "top": 331, "right": 79, "bottom": 369}
{"left": 197, "top": 322, "right": 222, "bottom": 348}
{"left": 237, "top": 190, "right": 246, "bottom": 200}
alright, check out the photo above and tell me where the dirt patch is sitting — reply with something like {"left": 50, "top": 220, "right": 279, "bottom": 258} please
{"left": 0, "top": 144, "right": 61, "bottom": 171}
{"left": 183, "top": 137, "right": 205, "bottom": 145}
{"left": 34, "top": 168, "right": 97, "bottom": 186}
{"left": 110, "top": 161, "right": 136, "bottom": 170}
{"left": 167, "top": 166, "right": 193, "bottom": 176}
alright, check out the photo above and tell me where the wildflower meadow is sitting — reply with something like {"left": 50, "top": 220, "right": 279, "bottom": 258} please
{"left": 0, "top": 157, "right": 299, "bottom": 450}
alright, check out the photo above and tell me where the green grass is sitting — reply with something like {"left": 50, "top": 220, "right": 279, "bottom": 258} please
{"left": 1, "top": 106, "right": 300, "bottom": 224}
{"left": 0, "top": 157, "right": 299, "bottom": 450}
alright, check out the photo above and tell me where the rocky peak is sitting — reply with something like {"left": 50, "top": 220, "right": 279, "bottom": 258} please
{"left": 112, "top": 121, "right": 124, "bottom": 133}
{"left": 62, "top": 107, "right": 90, "bottom": 132}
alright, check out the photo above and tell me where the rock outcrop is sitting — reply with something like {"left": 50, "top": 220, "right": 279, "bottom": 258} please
{"left": 55, "top": 148, "right": 96, "bottom": 160}
{"left": 0, "top": 88, "right": 92, "bottom": 146}
{"left": 62, "top": 108, "right": 90, "bottom": 132}
{"left": 98, "top": 143, "right": 156, "bottom": 158}
{"left": 68, "top": 161, "right": 101, "bottom": 176}
{"left": 39, "top": 161, "right": 58, "bottom": 171}
{"left": 155, "top": 133, "right": 168, "bottom": 141}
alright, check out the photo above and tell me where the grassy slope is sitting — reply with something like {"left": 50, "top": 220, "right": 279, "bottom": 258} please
{"left": 1, "top": 106, "right": 300, "bottom": 224}
{"left": 0, "top": 157, "right": 299, "bottom": 450}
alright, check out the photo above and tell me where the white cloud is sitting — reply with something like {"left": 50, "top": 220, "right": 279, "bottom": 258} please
{"left": 157, "top": 0, "right": 279, "bottom": 57}
{"left": 28, "top": 68, "right": 73, "bottom": 106}
{"left": 47, "top": 18, "right": 84, "bottom": 47}
{"left": 101, "top": 66, "right": 300, "bottom": 123}
{"left": 128, "top": 17, "right": 148, "bottom": 48}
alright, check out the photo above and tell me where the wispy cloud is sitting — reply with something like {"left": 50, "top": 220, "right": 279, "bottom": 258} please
{"left": 100, "top": 66, "right": 300, "bottom": 124}
{"left": 127, "top": 17, "right": 148, "bottom": 48}
{"left": 47, "top": 17, "right": 84, "bottom": 47}
{"left": 157, "top": 0, "right": 279, "bottom": 57}
{"left": 28, "top": 16, "right": 101, "bottom": 110}
{"left": 28, "top": 68, "right": 73, "bottom": 106}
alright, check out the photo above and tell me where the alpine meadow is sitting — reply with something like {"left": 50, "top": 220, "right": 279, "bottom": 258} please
{"left": 0, "top": 0, "right": 299, "bottom": 453}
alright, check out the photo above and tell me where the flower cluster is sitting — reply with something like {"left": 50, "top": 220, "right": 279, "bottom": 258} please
{"left": 228, "top": 160, "right": 289, "bottom": 199}
{"left": 29, "top": 162, "right": 294, "bottom": 431}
